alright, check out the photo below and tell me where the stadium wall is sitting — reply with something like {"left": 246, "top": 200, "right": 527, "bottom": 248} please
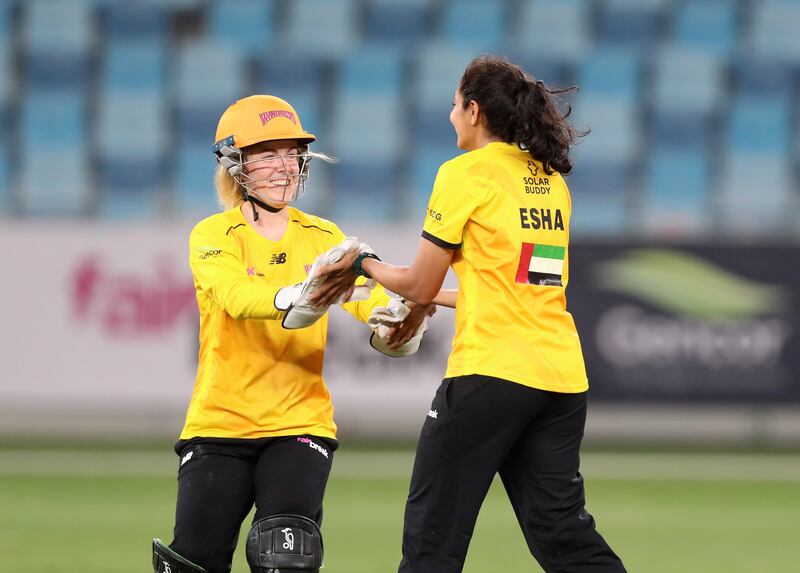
{"left": 1, "top": 222, "right": 798, "bottom": 446}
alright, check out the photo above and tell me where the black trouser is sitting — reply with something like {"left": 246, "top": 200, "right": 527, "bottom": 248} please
{"left": 169, "top": 435, "right": 337, "bottom": 573}
{"left": 399, "top": 375, "right": 626, "bottom": 573}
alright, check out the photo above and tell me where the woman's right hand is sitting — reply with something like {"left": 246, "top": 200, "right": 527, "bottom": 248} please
{"left": 308, "top": 247, "right": 362, "bottom": 307}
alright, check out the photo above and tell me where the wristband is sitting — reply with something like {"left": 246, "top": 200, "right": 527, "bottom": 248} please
{"left": 353, "top": 252, "right": 381, "bottom": 278}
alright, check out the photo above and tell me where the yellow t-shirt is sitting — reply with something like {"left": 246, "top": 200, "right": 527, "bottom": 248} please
{"left": 422, "top": 142, "right": 587, "bottom": 393}
{"left": 180, "top": 206, "right": 390, "bottom": 440}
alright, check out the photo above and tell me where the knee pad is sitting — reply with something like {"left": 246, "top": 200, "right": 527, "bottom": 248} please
{"left": 246, "top": 514, "right": 323, "bottom": 573}
{"left": 152, "top": 538, "right": 208, "bottom": 573}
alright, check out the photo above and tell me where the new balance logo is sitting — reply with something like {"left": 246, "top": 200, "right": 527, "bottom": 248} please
{"left": 270, "top": 252, "right": 287, "bottom": 265}
{"left": 427, "top": 409, "right": 438, "bottom": 419}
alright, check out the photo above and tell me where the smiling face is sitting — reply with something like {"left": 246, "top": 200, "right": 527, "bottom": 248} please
{"left": 241, "top": 139, "right": 303, "bottom": 206}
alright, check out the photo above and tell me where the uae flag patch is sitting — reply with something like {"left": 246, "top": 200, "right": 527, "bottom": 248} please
{"left": 515, "top": 243, "right": 565, "bottom": 286}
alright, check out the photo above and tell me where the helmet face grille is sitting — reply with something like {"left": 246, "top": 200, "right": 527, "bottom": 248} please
{"left": 216, "top": 144, "right": 313, "bottom": 204}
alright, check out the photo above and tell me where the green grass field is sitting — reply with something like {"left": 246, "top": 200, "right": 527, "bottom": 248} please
{"left": 1, "top": 447, "right": 799, "bottom": 573}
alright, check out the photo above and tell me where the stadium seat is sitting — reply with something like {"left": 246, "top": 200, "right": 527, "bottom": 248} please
{"left": 103, "top": 2, "right": 169, "bottom": 44}
{"left": 673, "top": 0, "right": 737, "bottom": 57}
{"left": 330, "top": 94, "right": 404, "bottom": 162}
{"left": 20, "top": 90, "right": 87, "bottom": 152}
{"left": 716, "top": 154, "right": 794, "bottom": 235}
{"left": 284, "top": 0, "right": 357, "bottom": 58}
{"left": 0, "top": 36, "right": 11, "bottom": 135}
{"left": 567, "top": 161, "right": 634, "bottom": 237}
{"left": 640, "top": 150, "right": 711, "bottom": 236}
{"left": 576, "top": 48, "right": 641, "bottom": 105}
{"left": 0, "top": 144, "right": 9, "bottom": 215}
{"left": 18, "top": 149, "right": 90, "bottom": 217}
{"left": 597, "top": 0, "right": 669, "bottom": 50}
{"left": 101, "top": 41, "right": 167, "bottom": 95}
{"left": 177, "top": 143, "right": 222, "bottom": 218}
{"left": 208, "top": 0, "right": 275, "bottom": 55}
{"left": 339, "top": 45, "right": 405, "bottom": 97}
{"left": 649, "top": 110, "right": 715, "bottom": 151}
{"left": 571, "top": 99, "right": 640, "bottom": 165}
{"left": 750, "top": 0, "right": 800, "bottom": 62}
{"left": 506, "top": 52, "right": 575, "bottom": 89}
{"left": 364, "top": 0, "right": 431, "bottom": 45}
{"left": 175, "top": 40, "right": 247, "bottom": 147}
{"left": 409, "top": 145, "right": 461, "bottom": 217}
{"left": 512, "top": 0, "right": 590, "bottom": 63}
{"left": 732, "top": 56, "right": 794, "bottom": 98}
{"left": 441, "top": 0, "right": 507, "bottom": 48}
{"left": 22, "top": 0, "right": 92, "bottom": 90}
{"left": 650, "top": 46, "right": 724, "bottom": 115}
{"left": 726, "top": 96, "right": 792, "bottom": 156}
{"left": 328, "top": 160, "right": 397, "bottom": 222}
{"left": 410, "top": 43, "right": 487, "bottom": 149}
{"left": 96, "top": 92, "right": 166, "bottom": 217}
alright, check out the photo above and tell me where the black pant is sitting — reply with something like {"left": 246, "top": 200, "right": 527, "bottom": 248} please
{"left": 169, "top": 435, "right": 337, "bottom": 573}
{"left": 399, "top": 375, "right": 626, "bottom": 573}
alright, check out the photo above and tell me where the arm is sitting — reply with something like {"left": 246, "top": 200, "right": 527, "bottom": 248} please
{"left": 190, "top": 224, "right": 285, "bottom": 321}
{"left": 432, "top": 288, "right": 458, "bottom": 309}
{"left": 360, "top": 238, "right": 454, "bottom": 305}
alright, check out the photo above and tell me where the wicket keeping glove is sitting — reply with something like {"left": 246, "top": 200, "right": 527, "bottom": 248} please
{"left": 368, "top": 298, "right": 429, "bottom": 357}
{"left": 275, "top": 237, "right": 376, "bottom": 329}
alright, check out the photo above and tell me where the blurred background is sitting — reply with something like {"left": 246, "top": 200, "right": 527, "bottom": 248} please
{"left": 1, "top": 0, "right": 799, "bottom": 572}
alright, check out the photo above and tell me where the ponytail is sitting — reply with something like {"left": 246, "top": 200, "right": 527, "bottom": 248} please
{"left": 459, "top": 55, "right": 585, "bottom": 175}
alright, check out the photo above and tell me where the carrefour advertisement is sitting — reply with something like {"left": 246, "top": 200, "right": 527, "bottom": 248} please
{"left": 568, "top": 244, "right": 798, "bottom": 402}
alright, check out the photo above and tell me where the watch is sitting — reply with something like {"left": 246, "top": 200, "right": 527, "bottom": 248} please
{"left": 353, "top": 252, "right": 381, "bottom": 278}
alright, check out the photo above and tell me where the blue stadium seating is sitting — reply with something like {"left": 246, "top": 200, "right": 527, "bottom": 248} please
{"left": 651, "top": 47, "right": 724, "bottom": 116}
{"left": 0, "top": 0, "right": 798, "bottom": 239}
{"left": 750, "top": 0, "right": 800, "bottom": 62}
{"left": 101, "top": 41, "right": 166, "bottom": 95}
{"left": 716, "top": 154, "right": 794, "bottom": 235}
{"left": 285, "top": 0, "right": 358, "bottom": 58}
{"left": 18, "top": 149, "right": 90, "bottom": 217}
{"left": 177, "top": 144, "right": 222, "bottom": 218}
{"left": 175, "top": 40, "right": 247, "bottom": 147}
{"left": 21, "top": 91, "right": 87, "bottom": 151}
{"left": 512, "top": 0, "right": 590, "bottom": 63}
{"left": 23, "top": 1, "right": 91, "bottom": 90}
{"left": 441, "top": 0, "right": 507, "bottom": 48}
{"left": 597, "top": 0, "right": 668, "bottom": 50}
{"left": 726, "top": 96, "right": 792, "bottom": 156}
{"left": 364, "top": 0, "right": 431, "bottom": 45}
{"left": 208, "top": 0, "right": 275, "bottom": 55}
{"left": 0, "top": 143, "right": 8, "bottom": 215}
{"left": 732, "top": 56, "right": 794, "bottom": 98}
{"left": 673, "top": 0, "right": 737, "bottom": 57}
{"left": 640, "top": 150, "right": 711, "bottom": 236}
{"left": 577, "top": 48, "right": 641, "bottom": 105}
{"left": 103, "top": 2, "right": 169, "bottom": 44}
{"left": 96, "top": 92, "right": 166, "bottom": 216}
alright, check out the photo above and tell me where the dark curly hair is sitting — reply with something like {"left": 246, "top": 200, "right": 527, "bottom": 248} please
{"left": 459, "top": 55, "right": 585, "bottom": 175}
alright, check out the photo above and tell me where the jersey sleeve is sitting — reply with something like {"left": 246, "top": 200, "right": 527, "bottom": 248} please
{"left": 189, "top": 220, "right": 284, "bottom": 321}
{"left": 421, "top": 161, "right": 484, "bottom": 249}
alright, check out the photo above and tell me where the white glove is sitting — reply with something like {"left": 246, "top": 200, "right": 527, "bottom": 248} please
{"left": 275, "top": 237, "right": 376, "bottom": 329}
{"left": 368, "top": 298, "right": 428, "bottom": 357}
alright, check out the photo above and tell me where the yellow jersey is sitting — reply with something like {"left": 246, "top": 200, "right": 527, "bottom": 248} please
{"left": 422, "top": 142, "right": 587, "bottom": 393}
{"left": 181, "top": 206, "right": 390, "bottom": 440}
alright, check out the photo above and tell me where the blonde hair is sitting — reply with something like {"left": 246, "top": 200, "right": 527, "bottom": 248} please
{"left": 215, "top": 164, "right": 244, "bottom": 210}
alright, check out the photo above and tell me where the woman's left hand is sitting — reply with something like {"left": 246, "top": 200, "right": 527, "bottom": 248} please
{"left": 385, "top": 301, "right": 437, "bottom": 349}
